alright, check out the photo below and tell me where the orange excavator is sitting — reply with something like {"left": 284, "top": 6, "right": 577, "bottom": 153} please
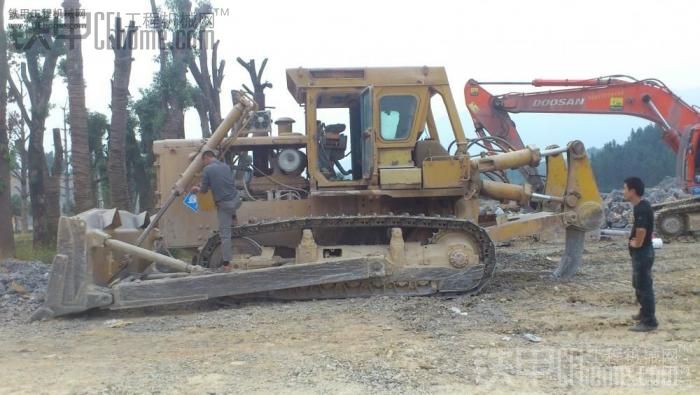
{"left": 464, "top": 75, "right": 700, "bottom": 240}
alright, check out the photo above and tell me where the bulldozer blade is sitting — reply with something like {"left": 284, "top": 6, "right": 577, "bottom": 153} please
{"left": 31, "top": 216, "right": 114, "bottom": 321}
{"left": 32, "top": 210, "right": 153, "bottom": 321}
{"left": 33, "top": 210, "right": 388, "bottom": 319}
{"left": 552, "top": 227, "right": 586, "bottom": 279}
{"left": 109, "top": 257, "right": 386, "bottom": 310}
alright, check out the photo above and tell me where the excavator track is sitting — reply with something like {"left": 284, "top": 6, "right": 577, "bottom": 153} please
{"left": 654, "top": 197, "right": 700, "bottom": 240}
{"left": 197, "top": 215, "right": 497, "bottom": 299}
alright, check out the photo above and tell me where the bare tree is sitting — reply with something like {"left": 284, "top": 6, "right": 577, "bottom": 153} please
{"left": 237, "top": 57, "right": 272, "bottom": 171}
{"left": 187, "top": 1, "right": 224, "bottom": 137}
{"left": 191, "top": 90, "right": 211, "bottom": 137}
{"left": 237, "top": 57, "right": 272, "bottom": 109}
{"left": 46, "top": 128, "right": 63, "bottom": 239}
{"left": 107, "top": 17, "right": 136, "bottom": 210}
{"left": 149, "top": 0, "right": 188, "bottom": 140}
{"left": 0, "top": 0, "right": 15, "bottom": 258}
{"left": 62, "top": 0, "right": 93, "bottom": 213}
{"left": 9, "top": 112, "right": 29, "bottom": 233}
{"left": 8, "top": 21, "right": 64, "bottom": 247}
{"left": 60, "top": 103, "right": 72, "bottom": 213}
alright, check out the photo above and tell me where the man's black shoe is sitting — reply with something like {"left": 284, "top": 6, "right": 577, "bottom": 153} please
{"left": 629, "top": 322, "right": 658, "bottom": 332}
{"left": 217, "top": 262, "right": 232, "bottom": 273}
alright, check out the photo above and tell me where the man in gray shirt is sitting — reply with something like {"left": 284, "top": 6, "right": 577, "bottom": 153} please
{"left": 191, "top": 149, "right": 241, "bottom": 271}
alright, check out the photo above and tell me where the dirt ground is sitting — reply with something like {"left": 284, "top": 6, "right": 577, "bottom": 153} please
{"left": 0, "top": 237, "right": 698, "bottom": 394}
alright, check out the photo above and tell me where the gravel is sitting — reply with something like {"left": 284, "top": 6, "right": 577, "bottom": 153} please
{"left": 0, "top": 259, "right": 50, "bottom": 324}
{"left": 1, "top": 238, "right": 698, "bottom": 393}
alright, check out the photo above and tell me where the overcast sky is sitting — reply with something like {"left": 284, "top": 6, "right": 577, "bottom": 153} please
{"left": 7, "top": 0, "right": 700, "bottom": 151}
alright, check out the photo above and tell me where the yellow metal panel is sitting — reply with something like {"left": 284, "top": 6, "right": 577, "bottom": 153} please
{"left": 199, "top": 191, "right": 216, "bottom": 211}
{"left": 422, "top": 159, "right": 463, "bottom": 189}
{"left": 152, "top": 139, "right": 227, "bottom": 247}
{"left": 486, "top": 212, "right": 565, "bottom": 243}
{"left": 567, "top": 155, "right": 603, "bottom": 205}
{"left": 287, "top": 67, "right": 450, "bottom": 104}
{"left": 544, "top": 153, "right": 567, "bottom": 197}
{"left": 380, "top": 168, "right": 422, "bottom": 189}
{"left": 379, "top": 149, "right": 413, "bottom": 166}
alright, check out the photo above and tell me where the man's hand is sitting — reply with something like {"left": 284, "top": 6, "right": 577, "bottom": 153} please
{"left": 190, "top": 185, "right": 201, "bottom": 194}
{"left": 629, "top": 228, "right": 646, "bottom": 248}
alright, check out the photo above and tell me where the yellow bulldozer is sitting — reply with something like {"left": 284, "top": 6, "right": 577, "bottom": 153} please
{"left": 34, "top": 67, "right": 604, "bottom": 320}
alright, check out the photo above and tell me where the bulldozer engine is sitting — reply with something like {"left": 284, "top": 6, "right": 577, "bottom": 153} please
{"left": 36, "top": 67, "right": 604, "bottom": 319}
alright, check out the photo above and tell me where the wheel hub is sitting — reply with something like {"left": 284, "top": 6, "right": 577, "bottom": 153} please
{"left": 660, "top": 215, "right": 683, "bottom": 236}
{"left": 431, "top": 230, "right": 479, "bottom": 269}
{"left": 448, "top": 247, "right": 469, "bottom": 268}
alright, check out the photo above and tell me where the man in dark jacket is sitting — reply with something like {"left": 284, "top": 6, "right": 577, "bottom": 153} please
{"left": 191, "top": 149, "right": 240, "bottom": 271}
{"left": 623, "top": 176, "right": 658, "bottom": 332}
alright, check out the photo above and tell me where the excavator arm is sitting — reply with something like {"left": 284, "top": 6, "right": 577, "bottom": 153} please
{"left": 465, "top": 76, "right": 700, "bottom": 152}
{"left": 465, "top": 76, "right": 700, "bottom": 192}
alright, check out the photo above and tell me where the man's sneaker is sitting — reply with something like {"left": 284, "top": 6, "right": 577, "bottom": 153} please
{"left": 629, "top": 322, "right": 658, "bottom": 332}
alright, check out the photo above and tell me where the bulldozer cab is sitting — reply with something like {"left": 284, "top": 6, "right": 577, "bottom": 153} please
{"left": 287, "top": 67, "right": 470, "bottom": 192}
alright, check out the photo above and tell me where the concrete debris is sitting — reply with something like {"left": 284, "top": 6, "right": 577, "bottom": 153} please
{"left": 602, "top": 176, "right": 689, "bottom": 229}
{"left": 522, "top": 333, "right": 543, "bottom": 343}
{"left": 481, "top": 177, "right": 687, "bottom": 231}
{"left": 449, "top": 306, "right": 469, "bottom": 316}
{"left": 0, "top": 260, "right": 50, "bottom": 324}
{"left": 104, "top": 319, "right": 133, "bottom": 328}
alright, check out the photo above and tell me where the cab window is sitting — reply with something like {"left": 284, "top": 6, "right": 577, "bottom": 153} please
{"left": 379, "top": 95, "right": 417, "bottom": 141}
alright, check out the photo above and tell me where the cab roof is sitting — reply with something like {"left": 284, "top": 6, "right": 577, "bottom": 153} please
{"left": 286, "top": 66, "right": 450, "bottom": 104}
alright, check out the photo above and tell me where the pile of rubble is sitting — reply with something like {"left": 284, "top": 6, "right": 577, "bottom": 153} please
{"left": 602, "top": 176, "right": 689, "bottom": 229}
{"left": 0, "top": 260, "right": 50, "bottom": 323}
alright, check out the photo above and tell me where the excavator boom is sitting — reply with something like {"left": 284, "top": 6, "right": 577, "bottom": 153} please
{"left": 465, "top": 76, "right": 700, "bottom": 153}
{"left": 465, "top": 76, "right": 700, "bottom": 239}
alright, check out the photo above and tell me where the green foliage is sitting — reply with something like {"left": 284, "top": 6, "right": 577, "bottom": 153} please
{"left": 10, "top": 194, "right": 21, "bottom": 216}
{"left": 8, "top": 13, "right": 66, "bottom": 125}
{"left": 46, "top": 151, "right": 54, "bottom": 169}
{"left": 133, "top": 85, "right": 166, "bottom": 143}
{"left": 8, "top": 12, "right": 66, "bottom": 57}
{"left": 159, "top": 61, "right": 194, "bottom": 109}
{"left": 589, "top": 124, "right": 676, "bottom": 192}
{"left": 125, "top": 109, "right": 145, "bottom": 207}
{"left": 126, "top": 0, "right": 211, "bottom": 209}
{"left": 14, "top": 233, "right": 55, "bottom": 263}
{"left": 87, "top": 111, "right": 110, "bottom": 205}
{"left": 87, "top": 111, "right": 109, "bottom": 159}
{"left": 0, "top": 145, "right": 10, "bottom": 194}
{"left": 57, "top": 58, "right": 68, "bottom": 81}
